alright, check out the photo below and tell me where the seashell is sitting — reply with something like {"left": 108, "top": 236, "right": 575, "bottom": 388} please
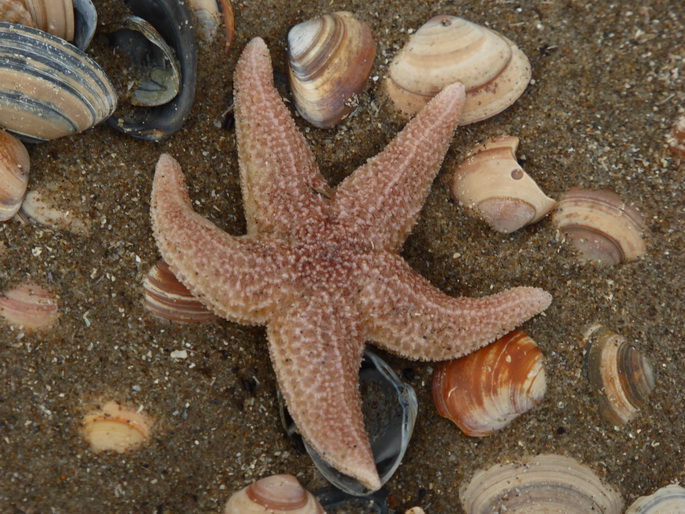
{"left": 460, "top": 454, "right": 624, "bottom": 513}
{"left": 19, "top": 186, "right": 89, "bottom": 234}
{"left": 451, "top": 136, "right": 557, "bottom": 233}
{"left": 0, "top": 129, "right": 30, "bottom": 221}
{"left": 81, "top": 400, "right": 153, "bottom": 453}
{"left": 279, "top": 348, "right": 417, "bottom": 496}
{"left": 188, "top": 0, "right": 221, "bottom": 40}
{"left": 432, "top": 330, "right": 546, "bottom": 437}
{"left": 105, "top": 0, "right": 196, "bottom": 141}
{"left": 0, "top": 0, "right": 36, "bottom": 27}
{"left": 224, "top": 474, "right": 324, "bottom": 514}
{"left": 143, "top": 258, "right": 218, "bottom": 323}
{"left": 288, "top": 11, "right": 376, "bottom": 128}
{"left": 553, "top": 187, "right": 647, "bottom": 265}
{"left": 21, "top": 0, "right": 75, "bottom": 42}
{"left": 72, "top": 0, "right": 97, "bottom": 50}
{"left": 384, "top": 15, "right": 531, "bottom": 125}
{"left": 667, "top": 114, "right": 685, "bottom": 165}
{"left": 626, "top": 484, "right": 685, "bottom": 513}
{"left": 0, "top": 22, "right": 117, "bottom": 142}
{"left": 104, "top": 15, "right": 181, "bottom": 107}
{"left": 0, "top": 281, "right": 58, "bottom": 330}
{"left": 583, "top": 323, "right": 655, "bottom": 426}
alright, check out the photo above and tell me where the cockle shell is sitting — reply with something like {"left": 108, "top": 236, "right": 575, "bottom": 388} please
{"left": 460, "top": 454, "right": 624, "bottom": 513}
{"left": 143, "top": 258, "right": 218, "bottom": 323}
{"left": 0, "top": 22, "right": 117, "bottom": 142}
{"left": 288, "top": 11, "right": 376, "bottom": 128}
{"left": 626, "top": 484, "right": 685, "bottom": 513}
{"left": 432, "top": 330, "right": 546, "bottom": 437}
{"left": 451, "top": 136, "right": 557, "bottom": 233}
{"left": 553, "top": 187, "right": 647, "bottom": 265}
{"left": 81, "top": 401, "right": 153, "bottom": 453}
{"left": 0, "top": 281, "right": 58, "bottom": 330}
{"left": 19, "top": 186, "right": 89, "bottom": 234}
{"left": 0, "top": 0, "right": 36, "bottom": 27}
{"left": 583, "top": 323, "right": 655, "bottom": 426}
{"left": 21, "top": 0, "right": 75, "bottom": 41}
{"left": 0, "top": 129, "right": 29, "bottom": 221}
{"left": 224, "top": 474, "right": 324, "bottom": 514}
{"left": 384, "top": 15, "right": 531, "bottom": 124}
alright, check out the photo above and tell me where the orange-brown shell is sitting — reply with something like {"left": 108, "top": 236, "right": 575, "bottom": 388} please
{"left": 0, "top": 281, "right": 58, "bottom": 330}
{"left": 224, "top": 474, "right": 324, "bottom": 513}
{"left": 0, "top": 129, "right": 30, "bottom": 221}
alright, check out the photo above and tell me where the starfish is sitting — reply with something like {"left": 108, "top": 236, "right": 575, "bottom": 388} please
{"left": 150, "top": 37, "right": 552, "bottom": 491}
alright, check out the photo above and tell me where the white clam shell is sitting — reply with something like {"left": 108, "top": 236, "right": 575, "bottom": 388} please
{"left": 224, "top": 474, "right": 324, "bottom": 514}
{"left": 288, "top": 11, "right": 376, "bottom": 128}
{"left": 188, "top": 0, "right": 221, "bottom": 39}
{"left": 0, "top": 129, "right": 30, "bottom": 221}
{"left": 20, "top": 186, "right": 89, "bottom": 235}
{"left": 451, "top": 135, "right": 557, "bottom": 233}
{"left": 626, "top": 484, "right": 685, "bottom": 513}
{"left": 460, "top": 454, "right": 624, "bottom": 513}
{"left": 384, "top": 15, "right": 531, "bottom": 124}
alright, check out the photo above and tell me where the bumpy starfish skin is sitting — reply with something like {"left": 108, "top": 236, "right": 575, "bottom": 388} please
{"left": 151, "top": 38, "right": 552, "bottom": 491}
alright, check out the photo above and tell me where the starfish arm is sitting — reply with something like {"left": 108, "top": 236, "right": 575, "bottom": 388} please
{"left": 151, "top": 154, "right": 292, "bottom": 325}
{"left": 234, "top": 38, "right": 331, "bottom": 236}
{"left": 358, "top": 254, "right": 552, "bottom": 360}
{"left": 331, "top": 82, "right": 466, "bottom": 252}
{"left": 267, "top": 293, "right": 381, "bottom": 491}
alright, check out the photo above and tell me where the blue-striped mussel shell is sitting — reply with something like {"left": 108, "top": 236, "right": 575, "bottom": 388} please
{"left": 0, "top": 22, "right": 116, "bottom": 142}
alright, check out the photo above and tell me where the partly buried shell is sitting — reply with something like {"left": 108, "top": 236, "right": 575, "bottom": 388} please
{"left": 626, "top": 485, "right": 685, "bottom": 513}
{"left": 451, "top": 135, "right": 557, "bottom": 233}
{"left": 0, "top": 129, "right": 30, "bottom": 221}
{"left": 583, "top": 323, "right": 655, "bottom": 426}
{"left": 432, "top": 330, "right": 546, "bottom": 437}
{"left": 460, "top": 454, "right": 624, "bottom": 513}
{"left": 553, "top": 187, "right": 647, "bottom": 265}
{"left": 224, "top": 474, "right": 324, "bottom": 514}
{"left": 0, "top": 0, "right": 37, "bottom": 27}
{"left": 0, "top": 281, "right": 59, "bottom": 330}
{"left": 0, "top": 22, "right": 117, "bottom": 142}
{"left": 19, "top": 184, "right": 90, "bottom": 234}
{"left": 81, "top": 400, "right": 153, "bottom": 453}
{"left": 21, "top": 0, "right": 75, "bottom": 41}
{"left": 288, "top": 11, "right": 376, "bottom": 128}
{"left": 384, "top": 15, "right": 531, "bottom": 124}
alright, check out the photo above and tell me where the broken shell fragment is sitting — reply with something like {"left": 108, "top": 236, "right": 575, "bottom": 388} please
{"left": 553, "top": 187, "right": 647, "bottom": 265}
{"left": 0, "top": 22, "right": 117, "bottom": 142}
{"left": 384, "top": 15, "right": 531, "bottom": 124}
{"left": 224, "top": 474, "right": 324, "bottom": 514}
{"left": 460, "top": 454, "right": 624, "bottom": 513}
{"left": 667, "top": 114, "right": 685, "bottom": 165}
{"left": 143, "top": 259, "right": 218, "bottom": 323}
{"left": 583, "top": 323, "right": 655, "bottom": 426}
{"left": 0, "top": 129, "right": 30, "bottom": 221}
{"left": 451, "top": 136, "right": 557, "bottom": 233}
{"left": 288, "top": 11, "right": 376, "bottom": 128}
{"left": 19, "top": 186, "right": 89, "bottom": 234}
{"left": 81, "top": 401, "right": 152, "bottom": 453}
{"left": 432, "top": 330, "right": 546, "bottom": 437}
{"left": 626, "top": 484, "right": 685, "bottom": 513}
{"left": 0, "top": 282, "right": 58, "bottom": 330}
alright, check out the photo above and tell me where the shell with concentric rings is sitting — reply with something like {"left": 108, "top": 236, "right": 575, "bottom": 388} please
{"left": 224, "top": 474, "right": 324, "bottom": 514}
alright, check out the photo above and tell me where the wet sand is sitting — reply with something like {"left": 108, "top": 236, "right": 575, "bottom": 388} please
{"left": 0, "top": 0, "right": 683, "bottom": 512}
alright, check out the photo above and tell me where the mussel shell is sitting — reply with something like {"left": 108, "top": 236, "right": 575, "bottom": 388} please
{"left": 72, "top": 0, "right": 96, "bottom": 50}
{"left": 0, "top": 22, "right": 117, "bottom": 142}
{"left": 104, "top": 0, "right": 196, "bottom": 141}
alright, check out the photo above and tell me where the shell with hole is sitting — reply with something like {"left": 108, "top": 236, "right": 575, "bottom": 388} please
{"left": 0, "top": 129, "right": 30, "bottom": 221}
{"left": 384, "top": 15, "right": 531, "bottom": 124}
{"left": 432, "top": 330, "right": 546, "bottom": 437}
{"left": 553, "top": 187, "right": 647, "bottom": 265}
{"left": 583, "top": 323, "right": 655, "bottom": 426}
{"left": 288, "top": 11, "right": 376, "bottom": 128}
{"left": 451, "top": 135, "right": 557, "bottom": 233}
{"left": 460, "top": 454, "right": 624, "bottom": 513}
{"left": 224, "top": 474, "right": 324, "bottom": 514}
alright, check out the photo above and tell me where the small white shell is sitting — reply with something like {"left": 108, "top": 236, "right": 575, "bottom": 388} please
{"left": 451, "top": 135, "right": 557, "bottom": 233}
{"left": 81, "top": 400, "right": 153, "bottom": 453}
{"left": 20, "top": 186, "right": 89, "bottom": 234}
{"left": 0, "top": 129, "right": 30, "bottom": 221}
{"left": 626, "top": 484, "right": 685, "bottom": 513}
{"left": 0, "top": 281, "right": 58, "bottom": 330}
{"left": 224, "top": 474, "right": 324, "bottom": 514}
{"left": 188, "top": 0, "right": 221, "bottom": 39}
{"left": 460, "top": 454, "right": 624, "bottom": 513}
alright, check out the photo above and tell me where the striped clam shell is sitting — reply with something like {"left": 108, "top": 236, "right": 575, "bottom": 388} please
{"left": 0, "top": 22, "right": 117, "bottom": 142}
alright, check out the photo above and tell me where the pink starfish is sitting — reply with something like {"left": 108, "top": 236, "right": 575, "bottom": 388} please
{"left": 150, "top": 38, "right": 552, "bottom": 491}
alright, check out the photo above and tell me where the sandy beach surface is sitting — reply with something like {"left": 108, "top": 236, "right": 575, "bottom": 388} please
{"left": 1, "top": 0, "right": 683, "bottom": 512}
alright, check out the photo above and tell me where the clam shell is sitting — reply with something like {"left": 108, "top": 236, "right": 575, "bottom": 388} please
{"left": 0, "top": 22, "right": 117, "bottom": 142}
{"left": 0, "top": 129, "right": 30, "bottom": 221}
{"left": 451, "top": 135, "right": 557, "bottom": 233}
{"left": 460, "top": 454, "right": 624, "bottom": 513}
{"left": 626, "top": 484, "right": 685, "bottom": 513}
{"left": 19, "top": 186, "right": 89, "bottom": 234}
{"left": 0, "top": 0, "right": 36, "bottom": 27}
{"left": 0, "top": 281, "right": 58, "bottom": 330}
{"left": 583, "top": 323, "right": 655, "bottom": 426}
{"left": 188, "top": 0, "right": 221, "bottom": 40}
{"left": 432, "top": 330, "right": 546, "bottom": 437}
{"left": 384, "top": 15, "right": 531, "bottom": 124}
{"left": 553, "top": 187, "right": 647, "bottom": 265}
{"left": 288, "top": 11, "right": 376, "bottom": 128}
{"left": 81, "top": 400, "right": 153, "bottom": 453}
{"left": 22, "top": 0, "right": 74, "bottom": 41}
{"left": 143, "top": 258, "right": 218, "bottom": 323}
{"left": 224, "top": 474, "right": 324, "bottom": 514}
